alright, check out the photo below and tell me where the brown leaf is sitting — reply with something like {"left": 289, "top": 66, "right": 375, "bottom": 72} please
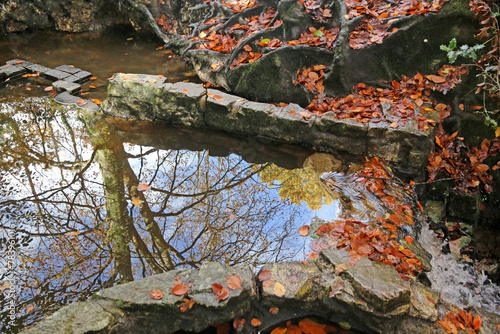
{"left": 226, "top": 275, "right": 242, "bottom": 290}
{"left": 269, "top": 307, "right": 279, "bottom": 314}
{"left": 150, "top": 290, "right": 163, "bottom": 300}
{"left": 262, "top": 279, "right": 275, "bottom": 287}
{"left": 172, "top": 284, "right": 189, "bottom": 296}
{"left": 26, "top": 305, "right": 34, "bottom": 313}
{"left": 216, "top": 288, "right": 230, "bottom": 301}
{"left": 180, "top": 298, "right": 196, "bottom": 312}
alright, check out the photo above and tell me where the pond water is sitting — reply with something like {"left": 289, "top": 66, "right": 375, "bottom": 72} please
{"left": 0, "top": 31, "right": 499, "bottom": 333}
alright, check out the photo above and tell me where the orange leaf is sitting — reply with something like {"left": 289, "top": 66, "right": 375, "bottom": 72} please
{"left": 89, "top": 85, "right": 96, "bottom": 89}
{"left": 172, "top": 284, "right": 189, "bottom": 296}
{"left": 404, "top": 236, "right": 414, "bottom": 245}
{"left": 495, "top": 127, "right": 500, "bottom": 138}
{"left": 298, "top": 318, "right": 327, "bottom": 334}
{"left": 390, "top": 122, "right": 398, "bottom": 128}
{"left": 426, "top": 74, "right": 446, "bottom": 83}
{"left": 298, "top": 225, "right": 309, "bottom": 236}
{"left": 183, "top": 89, "right": 188, "bottom": 93}
{"left": 91, "top": 99, "right": 102, "bottom": 105}
{"left": 180, "top": 298, "right": 196, "bottom": 312}
{"left": 251, "top": 318, "right": 262, "bottom": 327}
{"left": 259, "top": 270, "right": 272, "bottom": 281}
{"left": 269, "top": 307, "right": 279, "bottom": 314}
{"left": 472, "top": 315, "right": 482, "bottom": 330}
{"left": 270, "top": 327, "right": 287, "bottom": 334}
{"left": 289, "top": 110, "right": 296, "bottom": 115}
{"left": 226, "top": 275, "right": 242, "bottom": 290}
{"left": 150, "top": 290, "right": 163, "bottom": 300}
{"left": 26, "top": 305, "right": 34, "bottom": 313}
{"left": 233, "top": 318, "right": 245, "bottom": 330}
{"left": 273, "top": 282, "right": 286, "bottom": 297}
{"left": 438, "top": 319, "right": 458, "bottom": 334}
{"left": 138, "top": 183, "right": 150, "bottom": 191}
{"left": 213, "top": 95, "right": 224, "bottom": 101}
{"left": 44, "top": 86, "right": 53, "bottom": 92}
{"left": 90, "top": 76, "right": 97, "bottom": 80}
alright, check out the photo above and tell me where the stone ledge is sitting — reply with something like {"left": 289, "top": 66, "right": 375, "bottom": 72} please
{"left": 102, "top": 73, "right": 439, "bottom": 176}
{"left": 21, "top": 255, "right": 500, "bottom": 334}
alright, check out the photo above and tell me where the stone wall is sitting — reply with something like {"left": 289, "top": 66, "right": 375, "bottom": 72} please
{"left": 103, "top": 73, "right": 439, "bottom": 176}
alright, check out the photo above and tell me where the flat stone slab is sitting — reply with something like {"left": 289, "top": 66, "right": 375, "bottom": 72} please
{"left": 25, "top": 63, "right": 52, "bottom": 74}
{"left": 55, "top": 65, "right": 81, "bottom": 74}
{"left": 43, "top": 69, "right": 72, "bottom": 81}
{"left": 54, "top": 92, "right": 100, "bottom": 111}
{"left": 53, "top": 80, "right": 81, "bottom": 94}
{"left": 64, "top": 70, "right": 92, "bottom": 83}
{"left": 0, "top": 64, "right": 27, "bottom": 78}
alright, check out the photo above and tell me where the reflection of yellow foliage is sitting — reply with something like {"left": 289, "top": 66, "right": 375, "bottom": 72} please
{"left": 258, "top": 164, "right": 333, "bottom": 210}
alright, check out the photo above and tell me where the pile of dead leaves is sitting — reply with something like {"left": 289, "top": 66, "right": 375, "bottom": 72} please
{"left": 307, "top": 218, "right": 423, "bottom": 281}
{"left": 298, "top": 0, "right": 333, "bottom": 22}
{"left": 427, "top": 128, "right": 500, "bottom": 193}
{"left": 438, "top": 309, "right": 482, "bottom": 334}
{"left": 230, "top": 45, "right": 263, "bottom": 68}
{"left": 221, "top": 0, "right": 257, "bottom": 13}
{"left": 294, "top": 65, "right": 326, "bottom": 95}
{"left": 288, "top": 26, "right": 339, "bottom": 50}
{"left": 346, "top": 0, "right": 448, "bottom": 49}
{"left": 270, "top": 318, "right": 342, "bottom": 334}
{"left": 298, "top": 64, "right": 467, "bottom": 130}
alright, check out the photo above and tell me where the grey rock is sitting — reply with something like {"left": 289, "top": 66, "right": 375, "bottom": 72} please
{"left": 56, "top": 65, "right": 81, "bottom": 74}
{"left": 43, "top": 69, "right": 72, "bottom": 81}
{"left": 53, "top": 80, "right": 81, "bottom": 94}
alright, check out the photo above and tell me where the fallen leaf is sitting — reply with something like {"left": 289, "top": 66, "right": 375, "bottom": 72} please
{"left": 90, "top": 76, "right": 97, "bottom": 80}
{"left": 495, "top": 127, "right": 500, "bottom": 138}
{"left": 26, "top": 87, "right": 31, "bottom": 91}
{"left": 426, "top": 74, "right": 446, "bottom": 83}
{"left": 405, "top": 236, "right": 414, "bottom": 245}
{"left": 258, "top": 270, "right": 272, "bottom": 281}
{"left": 251, "top": 318, "right": 262, "bottom": 326}
{"left": 298, "top": 318, "right": 327, "bottom": 334}
{"left": 273, "top": 282, "right": 286, "bottom": 297}
{"left": 212, "top": 283, "right": 224, "bottom": 295}
{"left": 180, "top": 298, "right": 196, "bottom": 312}
{"left": 329, "top": 279, "right": 345, "bottom": 297}
{"left": 150, "top": 290, "right": 163, "bottom": 300}
{"left": 233, "top": 318, "right": 245, "bottom": 331}
{"left": 138, "top": 183, "right": 150, "bottom": 191}
{"left": 226, "top": 275, "right": 242, "bottom": 290}
{"left": 335, "top": 263, "right": 347, "bottom": 275}
{"left": 77, "top": 99, "right": 88, "bottom": 106}
{"left": 183, "top": 89, "right": 188, "bottom": 93}
{"left": 26, "top": 305, "right": 34, "bottom": 313}
{"left": 390, "top": 122, "right": 398, "bottom": 128}
{"left": 91, "top": 99, "right": 102, "bottom": 105}
{"left": 172, "top": 284, "right": 189, "bottom": 296}
{"left": 269, "top": 307, "right": 279, "bottom": 314}
{"left": 262, "top": 279, "right": 275, "bottom": 287}
{"left": 213, "top": 95, "right": 224, "bottom": 101}
{"left": 270, "top": 327, "right": 287, "bottom": 334}
{"left": 89, "top": 85, "right": 96, "bottom": 89}
{"left": 44, "top": 86, "right": 53, "bottom": 92}
{"left": 472, "top": 315, "right": 482, "bottom": 330}
{"left": 298, "top": 225, "right": 309, "bottom": 236}
{"left": 147, "top": 79, "right": 157, "bottom": 83}
{"left": 216, "top": 288, "right": 230, "bottom": 301}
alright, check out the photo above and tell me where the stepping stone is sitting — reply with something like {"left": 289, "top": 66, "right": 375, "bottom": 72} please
{"left": 6, "top": 59, "right": 32, "bottom": 67}
{"left": 0, "top": 64, "right": 27, "bottom": 79}
{"left": 25, "top": 64, "right": 52, "bottom": 75}
{"left": 52, "top": 80, "right": 81, "bottom": 94}
{"left": 54, "top": 92, "right": 100, "bottom": 111}
{"left": 56, "top": 65, "right": 81, "bottom": 74}
{"left": 64, "top": 70, "right": 92, "bottom": 84}
{"left": 43, "top": 69, "right": 71, "bottom": 81}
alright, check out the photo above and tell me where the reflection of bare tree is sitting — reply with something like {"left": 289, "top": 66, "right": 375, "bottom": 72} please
{"left": 0, "top": 99, "right": 303, "bottom": 333}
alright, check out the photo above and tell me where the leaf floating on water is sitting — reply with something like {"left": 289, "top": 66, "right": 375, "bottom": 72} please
{"left": 89, "top": 85, "right": 96, "bottom": 89}
{"left": 172, "top": 284, "right": 189, "bottom": 296}
{"left": 150, "top": 290, "right": 163, "bottom": 300}
{"left": 91, "top": 99, "right": 102, "bottom": 105}
{"left": 273, "top": 282, "right": 286, "bottom": 297}
{"left": 226, "top": 275, "right": 242, "bottom": 290}
{"left": 137, "top": 183, "right": 150, "bottom": 191}
{"left": 44, "top": 86, "right": 54, "bottom": 92}
{"left": 298, "top": 225, "right": 309, "bottom": 236}
{"left": 90, "top": 76, "right": 97, "bottom": 80}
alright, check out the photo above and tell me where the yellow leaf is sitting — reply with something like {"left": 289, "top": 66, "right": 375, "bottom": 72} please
{"left": 273, "top": 282, "right": 286, "bottom": 297}
{"left": 495, "top": 127, "right": 500, "bottom": 137}
{"left": 132, "top": 198, "right": 143, "bottom": 207}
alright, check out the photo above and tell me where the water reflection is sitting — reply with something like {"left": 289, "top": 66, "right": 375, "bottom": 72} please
{"left": 0, "top": 97, "right": 325, "bottom": 332}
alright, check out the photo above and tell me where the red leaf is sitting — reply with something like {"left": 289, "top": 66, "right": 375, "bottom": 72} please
{"left": 150, "top": 290, "right": 163, "bottom": 300}
{"left": 172, "top": 284, "right": 189, "bottom": 296}
{"left": 212, "top": 283, "right": 224, "bottom": 295}
{"left": 298, "top": 225, "right": 309, "bottom": 236}
{"left": 251, "top": 318, "right": 262, "bottom": 327}
{"left": 216, "top": 288, "right": 230, "bottom": 300}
